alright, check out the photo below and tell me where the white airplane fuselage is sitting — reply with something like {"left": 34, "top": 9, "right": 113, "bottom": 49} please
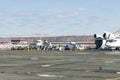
{"left": 105, "top": 39, "right": 120, "bottom": 48}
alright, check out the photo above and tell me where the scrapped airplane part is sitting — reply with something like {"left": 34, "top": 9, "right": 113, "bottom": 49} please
{"left": 94, "top": 31, "right": 120, "bottom": 50}
{"left": 94, "top": 37, "right": 106, "bottom": 49}
{"left": 35, "top": 40, "right": 43, "bottom": 47}
{"left": 103, "top": 32, "right": 115, "bottom": 39}
{"left": 106, "top": 39, "right": 120, "bottom": 49}
{"left": 11, "top": 40, "right": 29, "bottom": 50}
{"left": 43, "top": 40, "right": 53, "bottom": 50}
{"left": 68, "top": 42, "right": 76, "bottom": 49}
{"left": 65, "top": 41, "right": 85, "bottom": 50}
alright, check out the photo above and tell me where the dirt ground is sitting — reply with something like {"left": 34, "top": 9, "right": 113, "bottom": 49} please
{"left": 0, "top": 50, "right": 120, "bottom": 80}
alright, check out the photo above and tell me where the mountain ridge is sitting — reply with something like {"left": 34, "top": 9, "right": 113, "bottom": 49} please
{"left": 0, "top": 35, "right": 94, "bottom": 42}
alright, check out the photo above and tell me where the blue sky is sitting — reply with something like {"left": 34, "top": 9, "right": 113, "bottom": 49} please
{"left": 0, "top": 0, "right": 120, "bottom": 37}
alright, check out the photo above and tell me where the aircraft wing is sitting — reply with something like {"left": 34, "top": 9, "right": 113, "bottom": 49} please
{"left": 112, "top": 30, "right": 120, "bottom": 35}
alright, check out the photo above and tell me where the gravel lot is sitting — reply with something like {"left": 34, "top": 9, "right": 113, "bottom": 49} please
{"left": 0, "top": 50, "right": 120, "bottom": 80}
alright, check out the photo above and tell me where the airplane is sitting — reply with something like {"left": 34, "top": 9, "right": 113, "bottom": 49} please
{"left": 94, "top": 30, "right": 120, "bottom": 50}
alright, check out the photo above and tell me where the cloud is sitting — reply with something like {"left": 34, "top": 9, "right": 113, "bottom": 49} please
{"left": 15, "top": 11, "right": 36, "bottom": 17}
{"left": 0, "top": 11, "right": 5, "bottom": 16}
{"left": 56, "top": 12, "right": 76, "bottom": 19}
{"left": 47, "top": 7, "right": 88, "bottom": 19}
{"left": 77, "top": 7, "right": 88, "bottom": 12}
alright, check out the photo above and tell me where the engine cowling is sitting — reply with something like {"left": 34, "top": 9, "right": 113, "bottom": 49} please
{"left": 95, "top": 37, "right": 106, "bottom": 49}
{"left": 94, "top": 34, "right": 106, "bottom": 49}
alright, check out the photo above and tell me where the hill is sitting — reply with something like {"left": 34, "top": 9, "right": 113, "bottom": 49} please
{"left": 0, "top": 35, "right": 94, "bottom": 43}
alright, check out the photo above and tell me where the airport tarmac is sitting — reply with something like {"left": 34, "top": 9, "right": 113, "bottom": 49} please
{"left": 0, "top": 50, "right": 120, "bottom": 80}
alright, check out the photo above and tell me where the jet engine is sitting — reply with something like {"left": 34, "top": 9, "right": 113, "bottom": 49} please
{"left": 94, "top": 34, "right": 106, "bottom": 49}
